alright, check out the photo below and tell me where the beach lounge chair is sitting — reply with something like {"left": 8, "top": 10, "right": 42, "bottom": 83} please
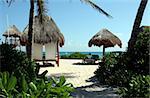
{"left": 45, "top": 42, "right": 59, "bottom": 66}
{"left": 82, "top": 55, "right": 99, "bottom": 64}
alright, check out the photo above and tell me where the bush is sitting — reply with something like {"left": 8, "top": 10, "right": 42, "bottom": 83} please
{"left": 95, "top": 52, "right": 133, "bottom": 86}
{"left": 118, "top": 75, "right": 150, "bottom": 97}
{"left": 0, "top": 44, "right": 38, "bottom": 90}
{"left": 95, "top": 28, "right": 150, "bottom": 97}
{"left": 128, "top": 28, "right": 149, "bottom": 75}
{"left": 0, "top": 72, "right": 74, "bottom": 98}
{"left": 0, "top": 72, "right": 17, "bottom": 97}
{"left": 0, "top": 44, "right": 75, "bottom": 97}
{"left": 61, "top": 52, "right": 87, "bottom": 59}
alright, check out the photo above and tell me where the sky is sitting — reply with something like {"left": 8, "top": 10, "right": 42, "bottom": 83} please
{"left": 0, "top": 0, "right": 150, "bottom": 52}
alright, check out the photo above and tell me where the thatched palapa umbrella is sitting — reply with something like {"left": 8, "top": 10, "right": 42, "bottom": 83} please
{"left": 20, "top": 15, "right": 64, "bottom": 47}
{"left": 3, "top": 25, "right": 21, "bottom": 46}
{"left": 3, "top": 25, "right": 21, "bottom": 37}
{"left": 88, "top": 28, "right": 122, "bottom": 57}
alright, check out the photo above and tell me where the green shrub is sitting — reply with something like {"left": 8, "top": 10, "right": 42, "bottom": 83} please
{"left": 128, "top": 28, "right": 149, "bottom": 75}
{"left": 61, "top": 55, "right": 69, "bottom": 59}
{"left": 0, "top": 44, "right": 39, "bottom": 91}
{"left": 0, "top": 72, "right": 17, "bottom": 97}
{"left": 118, "top": 75, "right": 150, "bottom": 97}
{"left": 95, "top": 52, "right": 132, "bottom": 86}
{"left": 0, "top": 72, "right": 74, "bottom": 98}
{"left": 0, "top": 44, "right": 36, "bottom": 77}
{"left": 61, "top": 52, "right": 87, "bottom": 59}
{"left": 0, "top": 44, "right": 75, "bottom": 97}
{"left": 95, "top": 28, "right": 150, "bottom": 97}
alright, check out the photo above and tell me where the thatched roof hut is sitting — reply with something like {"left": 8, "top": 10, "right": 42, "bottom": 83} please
{"left": 88, "top": 28, "right": 122, "bottom": 57}
{"left": 3, "top": 25, "right": 21, "bottom": 37}
{"left": 20, "top": 15, "right": 64, "bottom": 47}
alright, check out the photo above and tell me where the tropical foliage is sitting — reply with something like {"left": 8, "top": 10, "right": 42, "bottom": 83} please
{"left": 0, "top": 44, "right": 74, "bottom": 97}
{"left": 95, "top": 29, "right": 150, "bottom": 97}
{"left": 118, "top": 75, "right": 150, "bottom": 97}
{"left": 0, "top": 72, "right": 74, "bottom": 98}
{"left": 128, "top": 28, "right": 149, "bottom": 75}
{"left": 0, "top": 44, "right": 37, "bottom": 83}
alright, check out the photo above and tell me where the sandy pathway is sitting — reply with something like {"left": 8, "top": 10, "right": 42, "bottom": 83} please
{"left": 39, "top": 59, "right": 98, "bottom": 87}
{"left": 39, "top": 59, "right": 120, "bottom": 98}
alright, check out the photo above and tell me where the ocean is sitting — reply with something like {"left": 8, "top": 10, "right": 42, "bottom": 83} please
{"left": 59, "top": 52, "right": 103, "bottom": 57}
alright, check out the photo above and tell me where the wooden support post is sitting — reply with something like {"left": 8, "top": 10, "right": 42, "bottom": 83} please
{"left": 102, "top": 45, "right": 105, "bottom": 62}
{"left": 56, "top": 42, "right": 59, "bottom": 67}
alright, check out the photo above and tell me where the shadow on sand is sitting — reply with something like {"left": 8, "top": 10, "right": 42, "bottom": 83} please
{"left": 36, "top": 62, "right": 55, "bottom": 67}
{"left": 71, "top": 76, "right": 120, "bottom": 98}
{"left": 73, "top": 62, "right": 99, "bottom": 65}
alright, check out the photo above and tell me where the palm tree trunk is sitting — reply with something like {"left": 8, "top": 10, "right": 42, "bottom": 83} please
{"left": 128, "top": 0, "right": 148, "bottom": 51}
{"left": 27, "top": 0, "right": 34, "bottom": 60}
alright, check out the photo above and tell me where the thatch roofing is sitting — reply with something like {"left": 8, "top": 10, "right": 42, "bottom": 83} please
{"left": 20, "top": 15, "right": 64, "bottom": 47}
{"left": 3, "top": 25, "right": 21, "bottom": 37}
{"left": 88, "top": 29, "right": 122, "bottom": 48}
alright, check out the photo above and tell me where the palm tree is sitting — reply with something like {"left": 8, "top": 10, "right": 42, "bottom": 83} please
{"left": 6, "top": 0, "right": 111, "bottom": 60}
{"left": 26, "top": 0, "right": 34, "bottom": 60}
{"left": 27, "top": 0, "right": 47, "bottom": 60}
{"left": 128, "top": 0, "right": 148, "bottom": 51}
{"left": 6, "top": 0, "right": 47, "bottom": 60}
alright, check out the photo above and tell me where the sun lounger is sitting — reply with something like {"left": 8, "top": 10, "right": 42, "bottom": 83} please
{"left": 82, "top": 55, "right": 99, "bottom": 64}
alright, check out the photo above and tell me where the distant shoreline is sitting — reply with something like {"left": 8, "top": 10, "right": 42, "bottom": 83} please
{"left": 59, "top": 52, "right": 102, "bottom": 57}
{"left": 59, "top": 51, "right": 124, "bottom": 56}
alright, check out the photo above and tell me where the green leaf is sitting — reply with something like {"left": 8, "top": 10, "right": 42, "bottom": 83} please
{"left": 7, "top": 75, "right": 17, "bottom": 91}
{"left": 29, "top": 82, "right": 37, "bottom": 91}
{"left": 57, "top": 76, "right": 66, "bottom": 87}
{"left": 0, "top": 78, "right": 4, "bottom": 89}
{"left": 129, "top": 83, "right": 133, "bottom": 87}
{"left": 22, "top": 91, "right": 27, "bottom": 98}
{"left": 2, "top": 72, "right": 9, "bottom": 88}
{"left": 51, "top": 77, "right": 57, "bottom": 84}
{"left": 21, "top": 75, "right": 28, "bottom": 92}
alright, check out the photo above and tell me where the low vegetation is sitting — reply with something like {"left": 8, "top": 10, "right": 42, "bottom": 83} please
{"left": 61, "top": 52, "right": 87, "bottom": 59}
{"left": 0, "top": 44, "right": 74, "bottom": 97}
{"left": 95, "top": 28, "right": 150, "bottom": 97}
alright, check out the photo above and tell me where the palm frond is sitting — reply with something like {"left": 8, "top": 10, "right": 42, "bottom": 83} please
{"left": 36, "top": 0, "right": 47, "bottom": 23}
{"left": 81, "top": 0, "right": 112, "bottom": 18}
{"left": 6, "top": 0, "right": 14, "bottom": 7}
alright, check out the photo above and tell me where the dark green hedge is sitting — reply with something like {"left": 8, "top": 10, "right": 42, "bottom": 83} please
{"left": 61, "top": 52, "right": 87, "bottom": 59}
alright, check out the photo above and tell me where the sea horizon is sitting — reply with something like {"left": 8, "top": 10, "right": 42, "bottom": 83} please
{"left": 59, "top": 51, "right": 125, "bottom": 57}
{"left": 42, "top": 51, "right": 125, "bottom": 57}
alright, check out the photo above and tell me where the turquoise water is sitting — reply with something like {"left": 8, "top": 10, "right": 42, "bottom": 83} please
{"left": 43, "top": 52, "right": 103, "bottom": 57}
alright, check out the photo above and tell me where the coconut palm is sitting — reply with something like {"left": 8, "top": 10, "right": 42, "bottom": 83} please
{"left": 5, "top": 0, "right": 46, "bottom": 60}
{"left": 25, "top": 0, "right": 34, "bottom": 59}
{"left": 6, "top": 0, "right": 111, "bottom": 60}
{"left": 128, "top": 0, "right": 148, "bottom": 51}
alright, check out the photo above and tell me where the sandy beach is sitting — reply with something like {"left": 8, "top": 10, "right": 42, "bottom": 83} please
{"left": 39, "top": 59, "right": 120, "bottom": 98}
{"left": 39, "top": 59, "right": 99, "bottom": 87}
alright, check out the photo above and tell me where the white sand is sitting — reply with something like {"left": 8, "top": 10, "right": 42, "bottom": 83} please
{"left": 39, "top": 59, "right": 99, "bottom": 87}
